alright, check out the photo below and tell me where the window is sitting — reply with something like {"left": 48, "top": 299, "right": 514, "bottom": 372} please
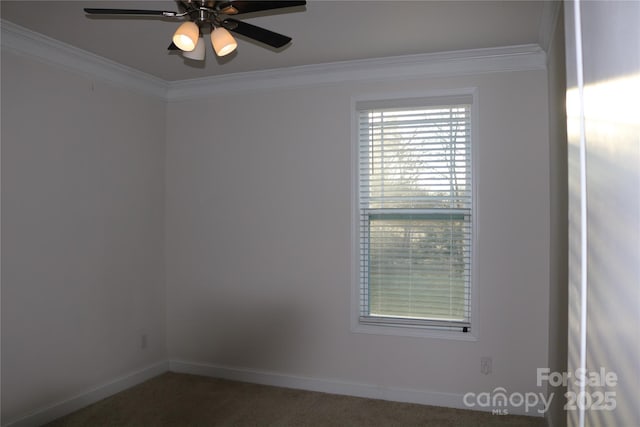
{"left": 355, "top": 94, "right": 474, "bottom": 335}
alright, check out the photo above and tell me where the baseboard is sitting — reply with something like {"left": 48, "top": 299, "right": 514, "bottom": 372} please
{"left": 4, "top": 359, "right": 545, "bottom": 425}
{"left": 169, "top": 359, "right": 459, "bottom": 408}
{"left": 169, "top": 359, "right": 544, "bottom": 418}
{"left": 3, "top": 361, "right": 169, "bottom": 427}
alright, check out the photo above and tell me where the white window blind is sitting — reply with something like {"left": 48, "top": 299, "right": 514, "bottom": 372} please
{"left": 357, "top": 96, "right": 473, "bottom": 331}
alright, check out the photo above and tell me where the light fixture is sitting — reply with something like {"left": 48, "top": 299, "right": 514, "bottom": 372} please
{"left": 85, "top": 1, "right": 305, "bottom": 64}
{"left": 172, "top": 21, "right": 199, "bottom": 51}
{"left": 210, "top": 26, "right": 237, "bottom": 56}
{"left": 182, "top": 36, "right": 205, "bottom": 60}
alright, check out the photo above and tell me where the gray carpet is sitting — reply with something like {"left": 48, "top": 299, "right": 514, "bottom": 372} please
{"left": 46, "top": 372, "right": 545, "bottom": 426}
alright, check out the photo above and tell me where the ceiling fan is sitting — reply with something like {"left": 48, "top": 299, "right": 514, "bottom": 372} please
{"left": 84, "top": 1, "right": 307, "bottom": 61}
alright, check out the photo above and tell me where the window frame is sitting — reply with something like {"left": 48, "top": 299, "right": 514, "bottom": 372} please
{"left": 350, "top": 89, "right": 479, "bottom": 341}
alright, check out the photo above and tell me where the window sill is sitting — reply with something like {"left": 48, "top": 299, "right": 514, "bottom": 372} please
{"left": 352, "top": 320, "right": 478, "bottom": 341}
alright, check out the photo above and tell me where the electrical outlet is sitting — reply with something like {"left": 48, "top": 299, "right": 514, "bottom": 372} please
{"left": 481, "top": 357, "right": 492, "bottom": 375}
{"left": 141, "top": 334, "right": 148, "bottom": 350}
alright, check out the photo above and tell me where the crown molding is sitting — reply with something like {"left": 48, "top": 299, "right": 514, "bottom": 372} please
{"left": 167, "top": 44, "right": 547, "bottom": 101}
{"left": 538, "top": 1, "right": 563, "bottom": 53}
{"left": 1, "top": 19, "right": 546, "bottom": 103}
{"left": 0, "top": 19, "right": 168, "bottom": 99}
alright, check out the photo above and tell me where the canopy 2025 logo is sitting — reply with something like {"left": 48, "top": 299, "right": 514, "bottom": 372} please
{"left": 462, "top": 367, "right": 618, "bottom": 415}
{"left": 538, "top": 367, "right": 617, "bottom": 411}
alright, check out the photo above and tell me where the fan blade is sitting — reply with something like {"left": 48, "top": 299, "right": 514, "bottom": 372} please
{"left": 224, "top": 18, "right": 291, "bottom": 48}
{"left": 168, "top": 42, "right": 180, "bottom": 51}
{"left": 220, "top": 1, "right": 306, "bottom": 15}
{"left": 84, "top": 8, "right": 177, "bottom": 17}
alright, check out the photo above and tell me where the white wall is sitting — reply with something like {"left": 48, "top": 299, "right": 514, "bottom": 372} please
{"left": 565, "top": 1, "right": 640, "bottom": 425}
{"left": 165, "top": 69, "right": 551, "bottom": 410}
{"left": 1, "top": 23, "right": 555, "bottom": 422}
{"left": 1, "top": 51, "right": 167, "bottom": 423}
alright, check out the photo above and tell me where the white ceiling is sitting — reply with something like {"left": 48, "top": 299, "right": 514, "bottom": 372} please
{"left": 1, "top": 1, "right": 546, "bottom": 82}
